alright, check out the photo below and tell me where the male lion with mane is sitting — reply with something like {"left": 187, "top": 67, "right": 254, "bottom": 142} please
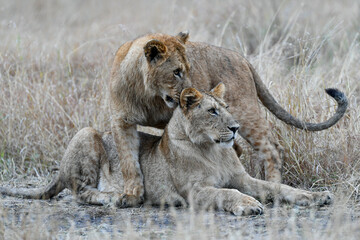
{"left": 109, "top": 32, "right": 347, "bottom": 205}
{"left": 0, "top": 84, "right": 332, "bottom": 215}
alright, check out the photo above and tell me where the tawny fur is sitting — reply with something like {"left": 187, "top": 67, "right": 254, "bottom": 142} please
{"left": 0, "top": 85, "right": 332, "bottom": 215}
{"left": 109, "top": 32, "right": 347, "bottom": 204}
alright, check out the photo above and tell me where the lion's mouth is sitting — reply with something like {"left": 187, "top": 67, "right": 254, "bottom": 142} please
{"left": 165, "top": 95, "right": 174, "bottom": 103}
{"left": 215, "top": 136, "right": 234, "bottom": 144}
{"left": 163, "top": 94, "right": 177, "bottom": 108}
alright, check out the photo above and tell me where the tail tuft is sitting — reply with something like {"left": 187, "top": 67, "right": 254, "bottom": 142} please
{"left": 325, "top": 88, "right": 347, "bottom": 104}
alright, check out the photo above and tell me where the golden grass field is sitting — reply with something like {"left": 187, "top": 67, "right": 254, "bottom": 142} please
{"left": 0, "top": 0, "right": 359, "bottom": 239}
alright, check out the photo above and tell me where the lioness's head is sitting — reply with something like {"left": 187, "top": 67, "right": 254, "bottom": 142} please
{"left": 178, "top": 83, "right": 240, "bottom": 148}
{"left": 143, "top": 32, "right": 191, "bottom": 108}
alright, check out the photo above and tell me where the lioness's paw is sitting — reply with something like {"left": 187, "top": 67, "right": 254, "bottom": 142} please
{"left": 231, "top": 200, "right": 264, "bottom": 216}
{"left": 124, "top": 178, "right": 145, "bottom": 198}
{"left": 312, "top": 191, "right": 333, "bottom": 206}
{"left": 293, "top": 193, "right": 313, "bottom": 206}
{"left": 114, "top": 193, "right": 143, "bottom": 208}
{"left": 292, "top": 191, "right": 333, "bottom": 206}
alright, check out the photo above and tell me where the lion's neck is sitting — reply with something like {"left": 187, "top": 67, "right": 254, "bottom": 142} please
{"left": 161, "top": 108, "right": 236, "bottom": 179}
{"left": 119, "top": 54, "right": 151, "bottom": 98}
{"left": 164, "top": 108, "right": 190, "bottom": 142}
{"left": 164, "top": 108, "right": 217, "bottom": 153}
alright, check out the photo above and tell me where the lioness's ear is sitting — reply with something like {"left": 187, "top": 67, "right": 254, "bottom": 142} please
{"left": 177, "top": 31, "right": 189, "bottom": 44}
{"left": 180, "top": 88, "right": 203, "bottom": 110}
{"left": 210, "top": 82, "right": 226, "bottom": 99}
{"left": 144, "top": 39, "right": 167, "bottom": 64}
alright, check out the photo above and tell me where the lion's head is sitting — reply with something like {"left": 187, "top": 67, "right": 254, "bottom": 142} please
{"left": 178, "top": 83, "right": 240, "bottom": 148}
{"left": 143, "top": 32, "right": 191, "bottom": 108}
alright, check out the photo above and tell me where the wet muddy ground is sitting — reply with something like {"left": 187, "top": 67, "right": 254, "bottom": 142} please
{"left": 1, "top": 185, "right": 360, "bottom": 239}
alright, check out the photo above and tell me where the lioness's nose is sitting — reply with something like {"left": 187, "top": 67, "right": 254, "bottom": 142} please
{"left": 228, "top": 125, "right": 239, "bottom": 134}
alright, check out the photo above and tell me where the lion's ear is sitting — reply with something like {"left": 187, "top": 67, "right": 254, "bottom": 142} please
{"left": 177, "top": 31, "right": 189, "bottom": 44}
{"left": 210, "top": 82, "right": 226, "bottom": 99}
{"left": 180, "top": 88, "right": 203, "bottom": 111}
{"left": 144, "top": 39, "right": 167, "bottom": 64}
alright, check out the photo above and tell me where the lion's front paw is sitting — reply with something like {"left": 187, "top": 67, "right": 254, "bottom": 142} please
{"left": 292, "top": 191, "right": 333, "bottom": 206}
{"left": 231, "top": 199, "right": 264, "bottom": 216}
{"left": 113, "top": 193, "right": 143, "bottom": 208}
{"left": 293, "top": 193, "right": 313, "bottom": 206}
{"left": 312, "top": 191, "right": 333, "bottom": 206}
{"left": 124, "top": 178, "right": 144, "bottom": 198}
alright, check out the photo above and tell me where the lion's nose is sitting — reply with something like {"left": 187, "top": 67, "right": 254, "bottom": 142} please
{"left": 228, "top": 125, "right": 239, "bottom": 134}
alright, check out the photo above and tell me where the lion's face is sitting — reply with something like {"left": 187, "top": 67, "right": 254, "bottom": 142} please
{"left": 179, "top": 83, "right": 240, "bottom": 148}
{"left": 143, "top": 33, "right": 191, "bottom": 108}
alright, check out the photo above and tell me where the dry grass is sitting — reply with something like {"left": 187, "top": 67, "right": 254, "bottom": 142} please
{"left": 0, "top": 0, "right": 360, "bottom": 239}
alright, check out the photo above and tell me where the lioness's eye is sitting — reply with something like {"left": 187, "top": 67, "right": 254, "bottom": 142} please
{"left": 173, "top": 68, "right": 182, "bottom": 78}
{"left": 225, "top": 105, "right": 229, "bottom": 109}
{"left": 208, "top": 108, "right": 219, "bottom": 116}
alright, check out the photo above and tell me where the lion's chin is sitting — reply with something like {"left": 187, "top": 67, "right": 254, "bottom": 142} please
{"left": 219, "top": 139, "right": 234, "bottom": 148}
{"left": 214, "top": 138, "right": 234, "bottom": 148}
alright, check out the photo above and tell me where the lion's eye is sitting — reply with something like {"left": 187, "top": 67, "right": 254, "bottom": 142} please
{"left": 173, "top": 68, "right": 182, "bottom": 78}
{"left": 208, "top": 108, "right": 219, "bottom": 116}
{"left": 225, "top": 105, "right": 229, "bottom": 109}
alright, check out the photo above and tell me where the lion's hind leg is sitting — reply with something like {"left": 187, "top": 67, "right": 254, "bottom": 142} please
{"left": 74, "top": 165, "right": 139, "bottom": 207}
{"left": 66, "top": 128, "right": 140, "bottom": 207}
{"left": 235, "top": 113, "right": 282, "bottom": 183}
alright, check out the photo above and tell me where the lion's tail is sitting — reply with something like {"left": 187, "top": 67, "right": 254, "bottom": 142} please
{"left": 249, "top": 63, "right": 348, "bottom": 131}
{"left": 0, "top": 175, "right": 65, "bottom": 200}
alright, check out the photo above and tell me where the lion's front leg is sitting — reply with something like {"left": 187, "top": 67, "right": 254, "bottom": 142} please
{"left": 190, "top": 185, "right": 263, "bottom": 216}
{"left": 111, "top": 118, "right": 144, "bottom": 205}
{"left": 230, "top": 173, "right": 332, "bottom": 206}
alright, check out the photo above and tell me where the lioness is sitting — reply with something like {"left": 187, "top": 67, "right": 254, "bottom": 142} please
{"left": 109, "top": 32, "right": 347, "bottom": 204}
{"left": 0, "top": 84, "right": 332, "bottom": 215}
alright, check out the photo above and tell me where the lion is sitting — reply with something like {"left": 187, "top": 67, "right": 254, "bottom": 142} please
{"left": 0, "top": 84, "right": 332, "bottom": 215}
{"left": 109, "top": 32, "right": 347, "bottom": 205}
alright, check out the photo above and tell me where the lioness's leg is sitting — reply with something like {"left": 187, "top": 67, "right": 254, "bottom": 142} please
{"left": 190, "top": 185, "right": 263, "bottom": 216}
{"left": 230, "top": 173, "right": 332, "bottom": 206}
{"left": 111, "top": 118, "right": 144, "bottom": 204}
